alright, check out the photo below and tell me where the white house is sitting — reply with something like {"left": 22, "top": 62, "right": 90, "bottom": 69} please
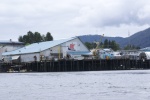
{"left": 2, "top": 37, "right": 90, "bottom": 63}
{"left": 0, "top": 40, "right": 24, "bottom": 61}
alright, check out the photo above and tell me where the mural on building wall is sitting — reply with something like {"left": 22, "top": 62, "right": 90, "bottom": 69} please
{"left": 66, "top": 42, "right": 81, "bottom": 51}
{"left": 68, "top": 43, "right": 75, "bottom": 51}
{"left": 66, "top": 41, "right": 81, "bottom": 51}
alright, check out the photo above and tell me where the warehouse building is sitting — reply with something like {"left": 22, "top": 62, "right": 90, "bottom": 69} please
{"left": 2, "top": 37, "right": 91, "bottom": 63}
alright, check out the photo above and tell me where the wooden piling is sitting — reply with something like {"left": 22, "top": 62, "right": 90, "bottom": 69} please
{"left": 1, "top": 59, "right": 150, "bottom": 72}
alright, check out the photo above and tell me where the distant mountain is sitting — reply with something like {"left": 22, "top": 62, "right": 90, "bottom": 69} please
{"left": 78, "top": 27, "right": 150, "bottom": 48}
{"left": 128, "top": 28, "right": 150, "bottom": 48}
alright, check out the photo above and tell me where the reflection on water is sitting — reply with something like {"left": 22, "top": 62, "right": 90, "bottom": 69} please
{"left": 1, "top": 70, "right": 150, "bottom": 100}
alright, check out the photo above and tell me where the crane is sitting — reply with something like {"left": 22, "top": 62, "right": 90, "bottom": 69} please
{"left": 96, "top": 34, "right": 104, "bottom": 49}
{"left": 92, "top": 34, "right": 104, "bottom": 59}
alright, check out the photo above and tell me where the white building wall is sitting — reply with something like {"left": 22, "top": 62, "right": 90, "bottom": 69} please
{"left": 20, "top": 53, "right": 40, "bottom": 62}
{"left": 41, "top": 38, "right": 89, "bottom": 58}
{"left": 61, "top": 38, "right": 89, "bottom": 57}
{"left": 41, "top": 45, "right": 62, "bottom": 59}
{"left": 0, "top": 45, "right": 23, "bottom": 60}
{"left": 63, "top": 38, "right": 88, "bottom": 51}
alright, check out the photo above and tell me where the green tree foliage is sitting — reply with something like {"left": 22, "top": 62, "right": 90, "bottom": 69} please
{"left": 102, "top": 39, "right": 120, "bottom": 51}
{"left": 18, "top": 31, "right": 53, "bottom": 44}
{"left": 85, "top": 39, "right": 120, "bottom": 51}
{"left": 104, "top": 39, "right": 109, "bottom": 48}
{"left": 85, "top": 42, "right": 97, "bottom": 50}
{"left": 110, "top": 40, "right": 120, "bottom": 51}
{"left": 34, "top": 32, "right": 42, "bottom": 42}
{"left": 18, "top": 36, "right": 23, "bottom": 42}
{"left": 124, "top": 45, "right": 140, "bottom": 50}
{"left": 23, "top": 35, "right": 29, "bottom": 43}
{"left": 27, "top": 31, "right": 34, "bottom": 43}
{"left": 45, "top": 32, "right": 53, "bottom": 41}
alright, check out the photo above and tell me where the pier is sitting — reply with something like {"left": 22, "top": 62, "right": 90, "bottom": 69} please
{"left": 1, "top": 59, "right": 150, "bottom": 72}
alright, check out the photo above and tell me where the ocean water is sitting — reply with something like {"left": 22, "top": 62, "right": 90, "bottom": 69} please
{"left": 0, "top": 70, "right": 150, "bottom": 100}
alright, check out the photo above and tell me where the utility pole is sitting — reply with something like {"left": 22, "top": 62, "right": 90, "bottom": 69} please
{"left": 128, "top": 31, "right": 131, "bottom": 49}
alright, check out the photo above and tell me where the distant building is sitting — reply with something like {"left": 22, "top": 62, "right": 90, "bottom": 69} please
{"left": 2, "top": 37, "right": 90, "bottom": 63}
{"left": 120, "top": 50, "right": 140, "bottom": 60}
{"left": 139, "top": 47, "right": 150, "bottom": 60}
{"left": 0, "top": 39, "right": 24, "bottom": 61}
{"left": 140, "top": 47, "right": 150, "bottom": 52}
{"left": 93, "top": 48, "right": 121, "bottom": 59}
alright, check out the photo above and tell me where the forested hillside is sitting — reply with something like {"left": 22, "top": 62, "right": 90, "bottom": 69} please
{"left": 79, "top": 27, "right": 150, "bottom": 48}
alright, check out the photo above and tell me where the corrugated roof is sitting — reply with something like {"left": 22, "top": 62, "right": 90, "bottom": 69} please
{"left": 2, "top": 37, "right": 76, "bottom": 56}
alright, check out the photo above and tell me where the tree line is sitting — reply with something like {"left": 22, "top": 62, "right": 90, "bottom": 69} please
{"left": 18, "top": 31, "right": 53, "bottom": 45}
{"left": 85, "top": 39, "right": 140, "bottom": 51}
{"left": 124, "top": 44, "right": 140, "bottom": 50}
{"left": 85, "top": 39, "right": 120, "bottom": 51}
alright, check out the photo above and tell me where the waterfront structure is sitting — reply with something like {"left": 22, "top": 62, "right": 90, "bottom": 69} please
{"left": 91, "top": 48, "right": 121, "bottom": 59}
{"left": 0, "top": 40, "right": 24, "bottom": 61}
{"left": 140, "top": 47, "right": 150, "bottom": 51}
{"left": 120, "top": 50, "right": 140, "bottom": 60}
{"left": 99, "top": 48, "right": 115, "bottom": 59}
{"left": 139, "top": 52, "right": 150, "bottom": 60}
{"left": 139, "top": 47, "right": 150, "bottom": 60}
{"left": 2, "top": 37, "right": 90, "bottom": 63}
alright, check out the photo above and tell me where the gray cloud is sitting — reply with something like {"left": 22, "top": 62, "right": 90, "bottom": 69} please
{"left": 71, "top": 0, "right": 150, "bottom": 27}
{"left": 0, "top": 0, "right": 150, "bottom": 40}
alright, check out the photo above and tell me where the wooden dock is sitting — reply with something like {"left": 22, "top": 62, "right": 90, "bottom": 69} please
{"left": 1, "top": 59, "right": 150, "bottom": 72}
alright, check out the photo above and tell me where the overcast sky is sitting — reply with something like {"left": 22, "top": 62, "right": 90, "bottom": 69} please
{"left": 0, "top": 0, "right": 150, "bottom": 41}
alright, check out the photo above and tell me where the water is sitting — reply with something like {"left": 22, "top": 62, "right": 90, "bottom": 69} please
{"left": 1, "top": 70, "right": 150, "bottom": 100}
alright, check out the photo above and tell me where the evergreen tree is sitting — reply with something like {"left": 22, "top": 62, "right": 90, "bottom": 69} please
{"left": 102, "top": 39, "right": 120, "bottom": 51}
{"left": 100, "top": 42, "right": 103, "bottom": 48}
{"left": 84, "top": 39, "right": 120, "bottom": 51}
{"left": 108, "top": 40, "right": 111, "bottom": 48}
{"left": 22, "top": 35, "right": 29, "bottom": 44}
{"left": 41, "top": 34, "right": 46, "bottom": 41}
{"left": 85, "top": 42, "right": 97, "bottom": 50}
{"left": 45, "top": 32, "right": 53, "bottom": 41}
{"left": 18, "top": 36, "right": 23, "bottom": 42}
{"left": 104, "top": 39, "right": 108, "bottom": 48}
{"left": 18, "top": 31, "right": 54, "bottom": 45}
{"left": 27, "top": 31, "right": 34, "bottom": 43}
{"left": 34, "top": 32, "right": 42, "bottom": 42}
{"left": 124, "top": 44, "right": 140, "bottom": 50}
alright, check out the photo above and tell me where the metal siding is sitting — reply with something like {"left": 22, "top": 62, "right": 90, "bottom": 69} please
{"left": 20, "top": 53, "right": 40, "bottom": 62}
{"left": 0, "top": 45, "right": 23, "bottom": 60}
